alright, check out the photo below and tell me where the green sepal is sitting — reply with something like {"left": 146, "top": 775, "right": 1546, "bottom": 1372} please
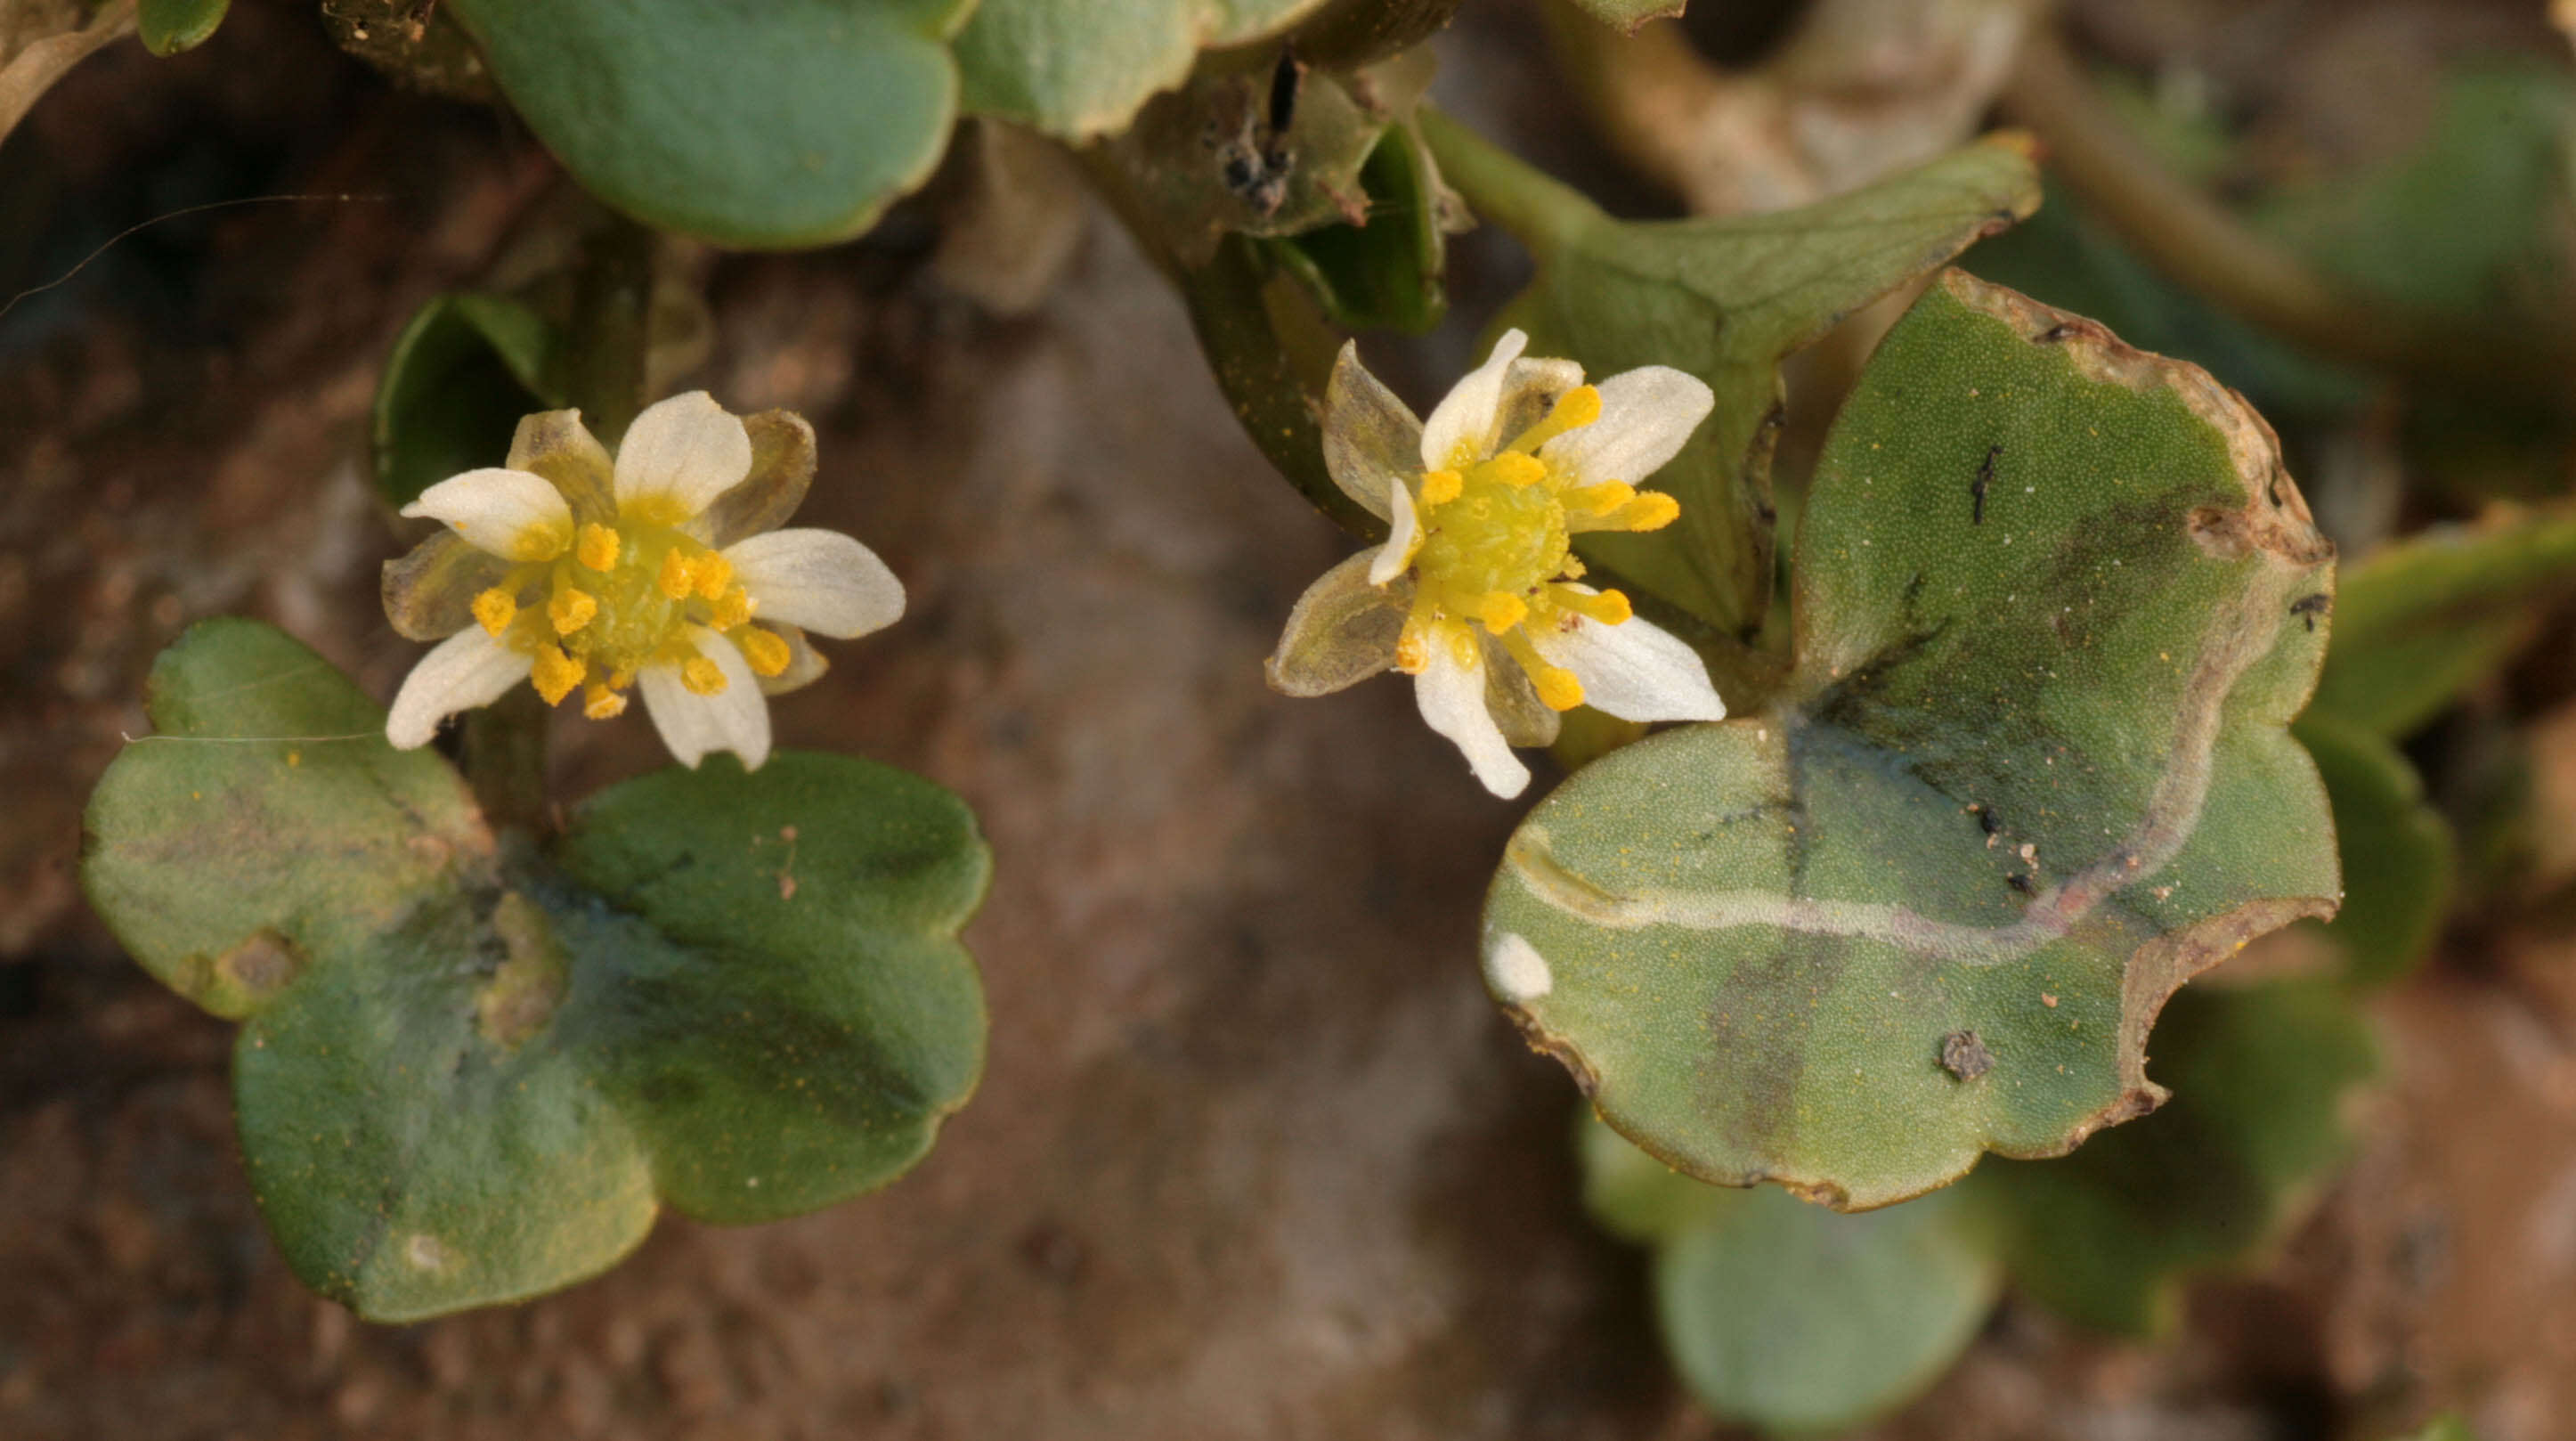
{"left": 82, "top": 621, "right": 990, "bottom": 1320}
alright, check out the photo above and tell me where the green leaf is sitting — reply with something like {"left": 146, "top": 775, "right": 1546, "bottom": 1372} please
{"left": 1556, "top": 0, "right": 1684, "bottom": 32}
{"left": 1430, "top": 115, "right": 2041, "bottom": 639}
{"left": 83, "top": 622, "right": 989, "bottom": 1320}
{"left": 2296, "top": 713, "right": 2454, "bottom": 988}
{"left": 1260, "top": 119, "right": 1451, "bottom": 334}
{"left": 1583, "top": 1118, "right": 2001, "bottom": 1436}
{"left": 1482, "top": 272, "right": 2339, "bottom": 1209}
{"left": 2307, "top": 507, "right": 2576, "bottom": 740}
{"left": 445, "top": 0, "right": 972, "bottom": 248}
{"left": 137, "top": 0, "right": 225, "bottom": 55}
{"left": 372, "top": 292, "right": 559, "bottom": 511}
{"left": 1971, "top": 979, "right": 2376, "bottom": 1336}
{"left": 953, "top": 0, "right": 1329, "bottom": 139}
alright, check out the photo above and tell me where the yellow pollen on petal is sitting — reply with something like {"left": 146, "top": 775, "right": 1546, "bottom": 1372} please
{"left": 709, "top": 585, "right": 754, "bottom": 632}
{"left": 1507, "top": 384, "right": 1602, "bottom": 452}
{"left": 1532, "top": 665, "right": 1584, "bottom": 712}
{"left": 1481, "top": 452, "right": 1548, "bottom": 489}
{"left": 1480, "top": 591, "right": 1529, "bottom": 634}
{"left": 657, "top": 549, "right": 701, "bottom": 599}
{"left": 1394, "top": 616, "right": 1432, "bottom": 675}
{"left": 581, "top": 682, "right": 628, "bottom": 720}
{"left": 1418, "top": 468, "right": 1464, "bottom": 507}
{"left": 531, "top": 645, "right": 586, "bottom": 705}
{"left": 508, "top": 521, "right": 573, "bottom": 563}
{"left": 471, "top": 589, "right": 517, "bottom": 638}
{"left": 680, "top": 656, "right": 728, "bottom": 696}
{"left": 576, "top": 523, "right": 621, "bottom": 572}
{"left": 694, "top": 552, "right": 735, "bottom": 601}
{"left": 739, "top": 627, "right": 792, "bottom": 677}
{"left": 548, "top": 586, "right": 598, "bottom": 636}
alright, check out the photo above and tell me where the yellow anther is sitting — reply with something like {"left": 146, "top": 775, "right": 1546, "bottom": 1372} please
{"left": 1418, "top": 468, "right": 1464, "bottom": 507}
{"left": 680, "top": 655, "right": 728, "bottom": 696}
{"left": 470, "top": 589, "right": 517, "bottom": 638}
{"left": 709, "top": 585, "right": 754, "bottom": 632}
{"left": 1480, "top": 591, "right": 1529, "bottom": 634}
{"left": 1613, "top": 493, "right": 1682, "bottom": 532}
{"left": 1508, "top": 384, "right": 1602, "bottom": 452}
{"left": 606, "top": 667, "right": 635, "bottom": 691}
{"left": 1557, "top": 586, "right": 1633, "bottom": 626}
{"left": 1480, "top": 452, "right": 1548, "bottom": 489}
{"left": 508, "top": 520, "right": 573, "bottom": 564}
{"left": 531, "top": 645, "right": 586, "bottom": 705}
{"left": 581, "top": 682, "right": 628, "bottom": 720}
{"left": 548, "top": 586, "right": 598, "bottom": 636}
{"left": 1568, "top": 482, "right": 1637, "bottom": 517}
{"left": 1532, "top": 665, "right": 1585, "bottom": 712}
{"left": 694, "top": 552, "right": 735, "bottom": 601}
{"left": 576, "top": 523, "right": 621, "bottom": 572}
{"left": 739, "top": 627, "right": 792, "bottom": 678}
{"left": 657, "top": 549, "right": 701, "bottom": 599}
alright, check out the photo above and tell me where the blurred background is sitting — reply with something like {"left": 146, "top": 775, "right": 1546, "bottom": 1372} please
{"left": 6, "top": 0, "right": 2576, "bottom": 1437}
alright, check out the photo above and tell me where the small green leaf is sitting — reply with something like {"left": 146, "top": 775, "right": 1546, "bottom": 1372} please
{"left": 1432, "top": 116, "right": 2040, "bottom": 637}
{"left": 1483, "top": 272, "right": 2339, "bottom": 1208}
{"left": 2307, "top": 507, "right": 2576, "bottom": 740}
{"left": 83, "top": 622, "right": 990, "bottom": 1320}
{"left": 954, "top": 0, "right": 1329, "bottom": 139}
{"left": 1584, "top": 1118, "right": 2001, "bottom": 1436}
{"left": 1971, "top": 980, "right": 2376, "bottom": 1336}
{"left": 2296, "top": 713, "right": 2455, "bottom": 988}
{"left": 137, "top": 0, "right": 226, "bottom": 55}
{"left": 1556, "top": 0, "right": 1684, "bottom": 32}
{"left": 445, "top": 0, "right": 972, "bottom": 248}
{"left": 1261, "top": 120, "right": 1451, "bottom": 334}
{"left": 372, "top": 292, "right": 559, "bottom": 510}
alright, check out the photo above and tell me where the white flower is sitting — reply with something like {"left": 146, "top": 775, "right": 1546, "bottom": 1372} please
{"left": 1265, "top": 331, "right": 1727, "bottom": 798}
{"left": 381, "top": 391, "right": 903, "bottom": 771}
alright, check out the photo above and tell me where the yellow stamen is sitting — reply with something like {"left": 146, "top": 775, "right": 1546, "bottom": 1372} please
{"left": 508, "top": 521, "right": 573, "bottom": 564}
{"left": 657, "top": 550, "right": 700, "bottom": 599}
{"left": 606, "top": 668, "right": 635, "bottom": 691}
{"left": 1532, "top": 665, "right": 1585, "bottom": 712}
{"left": 471, "top": 589, "right": 517, "bottom": 638}
{"left": 1481, "top": 452, "right": 1548, "bottom": 489}
{"left": 680, "top": 656, "right": 728, "bottom": 696}
{"left": 1556, "top": 586, "right": 1633, "bottom": 625}
{"left": 1507, "top": 384, "right": 1602, "bottom": 452}
{"left": 548, "top": 586, "right": 598, "bottom": 636}
{"left": 1567, "top": 482, "right": 1637, "bottom": 517}
{"left": 1613, "top": 493, "right": 1681, "bottom": 532}
{"left": 1480, "top": 591, "right": 1529, "bottom": 634}
{"left": 531, "top": 645, "right": 585, "bottom": 706}
{"left": 694, "top": 552, "right": 735, "bottom": 601}
{"left": 1418, "top": 468, "right": 1464, "bottom": 507}
{"left": 576, "top": 524, "right": 621, "bottom": 572}
{"left": 739, "top": 627, "right": 792, "bottom": 678}
{"left": 709, "top": 585, "right": 754, "bottom": 632}
{"left": 581, "top": 682, "right": 628, "bottom": 720}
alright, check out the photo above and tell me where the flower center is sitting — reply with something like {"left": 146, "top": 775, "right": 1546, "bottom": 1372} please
{"left": 1390, "top": 383, "right": 1686, "bottom": 712}
{"left": 470, "top": 517, "right": 790, "bottom": 717}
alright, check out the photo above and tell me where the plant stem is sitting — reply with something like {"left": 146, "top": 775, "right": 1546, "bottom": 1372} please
{"left": 1415, "top": 107, "right": 1601, "bottom": 256}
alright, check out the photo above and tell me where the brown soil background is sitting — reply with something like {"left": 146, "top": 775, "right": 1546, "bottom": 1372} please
{"left": 5, "top": 4, "right": 2576, "bottom": 1438}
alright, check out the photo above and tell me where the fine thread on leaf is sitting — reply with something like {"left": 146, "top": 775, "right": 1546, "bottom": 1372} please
{"left": 1507, "top": 579, "right": 2288, "bottom": 966}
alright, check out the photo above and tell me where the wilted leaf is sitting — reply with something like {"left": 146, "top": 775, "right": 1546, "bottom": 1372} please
{"left": 1971, "top": 980, "right": 2375, "bottom": 1336}
{"left": 84, "top": 621, "right": 989, "bottom": 1320}
{"left": 1437, "top": 118, "right": 2039, "bottom": 638}
{"left": 953, "top": 0, "right": 1329, "bottom": 140}
{"left": 1482, "top": 272, "right": 2339, "bottom": 1208}
{"left": 444, "top": 0, "right": 973, "bottom": 248}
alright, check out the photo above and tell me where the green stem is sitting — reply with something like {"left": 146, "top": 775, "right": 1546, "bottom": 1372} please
{"left": 1415, "top": 107, "right": 1601, "bottom": 256}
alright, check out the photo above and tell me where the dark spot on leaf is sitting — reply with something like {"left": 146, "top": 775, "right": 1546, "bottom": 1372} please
{"left": 215, "top": 930, "right": 304, "bottom": 1000}
{"left": 1939, "top": 1030, "right": 1994, "bottom": 1081}
{"left": 1972, "top": 444, "right": 2001, "bottom": 525}
{"left": 2289, "top": 593, "right": 2331, "bottom": 632}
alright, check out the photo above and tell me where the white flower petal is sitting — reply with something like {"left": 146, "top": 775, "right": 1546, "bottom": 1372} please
{"left": 385, "top": 628, "right": 533, "bottom": 749}
{"left": 638, "top": 625, "right": 772, "bottom": 771}
{"left": 1414, "top": 623, "right": 1531, "bottom": 798}
{"left": 1538, "top": 365, "right": 1715, "bottom": 486}
{"left": 401, "top": 468, "right": 573, "bottom": 561}
{"left": 723, "top": 528, "right": 905, "bottom": 639}
{"left": 614, "top": 390, "right": 752, "bottom": 520}
{"left": 1419, "top": 329, "right": 1529, "bottom": 471}
{"left": 1528, "top": 608, "right": 1727, "bottom": 723}
{"left": 1366, "top": 478, "right": 1423, "bottom": 586}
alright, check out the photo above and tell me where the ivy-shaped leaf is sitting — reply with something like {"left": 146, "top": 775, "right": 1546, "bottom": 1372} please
{"left": 1430, "top": 118, "right": 2040, "bottom": 639}
{"left": 1970, "top": 979, "right": 2376, "bottom": 1336}
{"left": 953, "top": 0, "right": 1329, "bottom": 140}
{"left": 372, "top": 292, "right": 559, "bottom": 511}
{"left": 1482, "top": 272, "right": 2339, "bottom": 1209}
{"left": 83, "top": 621, "right": 988, "bottom": 1320}
{"left": 1583, "top": 1116, "right": 2002, "bottom": 1436}
{"left": 444, "top": 0, "right": 975, "bottom": 248}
